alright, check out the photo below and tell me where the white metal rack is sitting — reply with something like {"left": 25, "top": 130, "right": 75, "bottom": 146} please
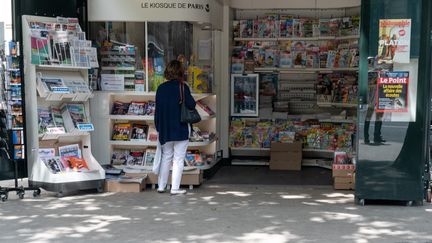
{"left": 22, "top": 15, "right": 105, "bottom": 196}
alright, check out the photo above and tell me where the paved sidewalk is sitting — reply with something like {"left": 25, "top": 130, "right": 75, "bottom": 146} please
{"left": 0, "top": 183, "right": 432, "bottom": 243}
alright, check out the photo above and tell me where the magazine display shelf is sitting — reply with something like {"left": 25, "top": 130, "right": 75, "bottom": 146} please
{"left": 234, "top": 35, "right": 360, "bottom": 42}
{"left": 22, "top": 15, "right": 105, "bottom": 195}
{"left": 90, "top": 91, "right": 220, "bottom": 177}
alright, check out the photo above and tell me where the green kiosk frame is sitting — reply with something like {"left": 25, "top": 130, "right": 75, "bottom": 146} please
{"left": 356, "top": 0, "right": 432, "bottom": 205}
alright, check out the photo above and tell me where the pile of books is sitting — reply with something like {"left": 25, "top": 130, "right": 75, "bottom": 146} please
{"left": 233, "top": 15, "right": 360, "bottom": 39}
{"left": 38, "top": 144, "right": 90, "bottom": 173}
{"left": 29, "top": 17, "right": 98, "bottom": 67}
{"left": 111, "top": 101, "right": 155, "bottom": 116}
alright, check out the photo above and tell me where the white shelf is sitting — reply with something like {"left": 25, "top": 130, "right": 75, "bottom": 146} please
{"left": 103, "top": 91, "right": 215, "bottom": 101}
{"left": 234, "top": 35, "right": 359, "bottom": 42}
{"left": 110, "top": 138, "right": 216, "bottom": 147}
{"left": 39, "top": 131, "right": 90, "bottom": 141}
{"left": 110, "top": 115, "right": 154, "bottom": 121}
{"left": 101, "top": 67, "right": 135, "bottom": 71}
{"left": 109, "top": 114, "right": 215, "bottom": 121}
{"left": 317, "top": 102, "right": 357, "bottom": 108}
{"left": 36, "top": 65, "right": 91, "bottom": 71}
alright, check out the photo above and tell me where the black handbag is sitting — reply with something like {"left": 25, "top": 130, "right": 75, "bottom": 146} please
{"left": 179, "top": 83, "right": 201, "bottom": 124}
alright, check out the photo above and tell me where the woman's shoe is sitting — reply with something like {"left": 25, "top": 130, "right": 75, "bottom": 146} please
{"left": 157, "top": 189, "right": 167, "bottom": 193}
{"left": 170, "top": 189, "right": 187, "bottom": 195}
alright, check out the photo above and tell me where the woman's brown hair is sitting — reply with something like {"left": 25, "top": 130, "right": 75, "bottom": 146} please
{"left": 164, "top": 60, "right": 184, "bottom": 81}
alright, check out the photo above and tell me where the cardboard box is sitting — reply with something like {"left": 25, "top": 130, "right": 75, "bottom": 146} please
{"left": 334, "top": 177, "right": 353, "bottom": 184}
{"left": 104, "top": 179, "right": 146, "bottom": 192}
{"left": 332, "top": 164, "right": 356, "bottom": 177}
{"left": 270, "top": 142, "right": 302, "bottom": 171}
{"left": 146, "top": 170, "right": 203, "bottom": 186}
{"left": 334, "top": 182, "right": 354, "bottom": 190}
{"left": 271, "top": 142, "right": 302, "bottom": 152}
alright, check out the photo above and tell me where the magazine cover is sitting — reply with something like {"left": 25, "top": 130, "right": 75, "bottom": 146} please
{"left": 196, "top": 100, "right": 215, "bottom": 116}
{"left": 326, "top": 50, "right": 336, "bottom": 68}
{"left": 293, "top": 19, "right": 304, "bottom": 37}
{"left": 131, "top": 124, "right": 149, "bottom": 140}
{"left": 38, "top": 148, "right": 56, "bottom": 158}
{"left": 63, "top": 79, "right": 91, "bottom": 94}
{"left": 279, "top": 50, "right": 293, "bottom": 68}
{"left": 112, "top": 123, "right": 132, "bottom": 140}
{"left": 145, "top": 101, "right": 156, "bottom": 116}
{"left": 127, "top": 150, "right": 145, "bottom": 167}
{"left": 231, "top": 57, "right": 244, "bottom": 74}
{"left": 306, "top": 43, "right": 319, "bottom": 68}
{"left": 9, "top": 70, "right": 21, "bottom": 84}
{"left": 50, "top": 31, "right": 72, "bottom": 65}
{"left": 144, "top": 149, "right": 156, "bottom": 167}
{"left": 292, "top": 51, "right": 306, "bottom": 67}
{"left": 111, "top": 101, "right": 130, "bottom": 115}
{"left": 127, "top": 101, "right": 146, "bottom": 115}
{"left": 352, "top": 16, "right": 360, "bottom": 35}
{"left": 319, "top": 19, "right": 331, "bottom": 37}
{"left": 279, "top": 15, "right": 293, "bottom": 38}
{"left": 58, "top": 144, "right": 81, "bottom": 158}
{"left": 264, "top": 48, "right": 278, "bottom": 67}
{"left": 340, "top": 17, "right": 353, "bottom": 36}
{"left": 240, "top": 20, "right": 254, "bottom": 38}
{"left": 51, "top": 107, "right": 65, "bottom": 129}
{"left": 62, "top": 157, "right": 89, "bottom": 172}
{"left": 254, "top": 48, "right": 266, "bottom": 67}
{"left": 233, "top": 21, "right": 240, "bottom": 38}
{"left": 62, "top": 103, "right": 87, "bottom": 129}
{"left": 329, "top": 18, "right": 340, "bottom": 36}
{"left": 111, "top": 149, "right": 130, "bottom": 165}
{"left": 264, "top": 19, "right": 278, "bottom": 38}
{"left": 38, "top": 106, "right": 54, "bottom": 134}
{"left": 31, "top": 31, "right": 51, "bottom": 65}
{"left": 41, "top": 77, "right": 70, "bottom": 93}
{"left": 377, "top": 19, "right": 411, "bottom": 64}
{"left": 303, "top": 18, "right": 314, "bottom": 38}
{"left": 147, "top": 126, "right": 158, "bottom": 141}
{"left": 42, "top": 157, "right": 65, "bottom": 174}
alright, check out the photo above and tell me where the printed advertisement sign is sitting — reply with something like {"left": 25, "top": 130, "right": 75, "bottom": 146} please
{"left": 376, "top": 71, "right": 409, "bottom": 113}
{"left": 377, "top": 19, "right": 411, "bottom": 64}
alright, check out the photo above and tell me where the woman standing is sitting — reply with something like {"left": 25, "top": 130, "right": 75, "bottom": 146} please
{"left": 155, "top": 60, "right": 196, "bottom": 195}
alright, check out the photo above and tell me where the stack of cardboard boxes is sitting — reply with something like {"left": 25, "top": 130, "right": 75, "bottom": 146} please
{"left": 332, "top": 164, "right": 356, "bottom": 190}
{"left": 270, "top": 142, "right": 302, "bottom": 171}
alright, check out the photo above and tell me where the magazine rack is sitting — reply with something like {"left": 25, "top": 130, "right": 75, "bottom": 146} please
{"left": 22, "top": 15, "right": 104, "bottom": 196}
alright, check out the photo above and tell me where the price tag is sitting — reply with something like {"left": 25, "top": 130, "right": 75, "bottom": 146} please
{"left": 77, "top": 123, "right": 94, "bottom": 131}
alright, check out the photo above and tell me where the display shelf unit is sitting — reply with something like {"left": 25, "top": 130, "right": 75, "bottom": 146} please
{"left": 22, "top": 15, "right": 105, "bottom": 195}
{"left": 90, "top": 91, "right": 220, "bottom": 173}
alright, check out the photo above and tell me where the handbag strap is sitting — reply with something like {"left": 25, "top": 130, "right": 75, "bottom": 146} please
{"left": 179, "top": 81, "right": 185, "bottom": 104}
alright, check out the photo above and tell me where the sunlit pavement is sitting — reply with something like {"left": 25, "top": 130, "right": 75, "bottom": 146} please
{"left": 0, "top": 181, "right": 432, "bottom": 243}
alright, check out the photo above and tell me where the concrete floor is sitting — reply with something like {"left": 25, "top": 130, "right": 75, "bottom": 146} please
{"left": 1, "top": 180, "right": 432, "bottom": 243}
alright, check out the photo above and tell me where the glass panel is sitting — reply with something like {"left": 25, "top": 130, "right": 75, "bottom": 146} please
{"left": 89, "top": 21, "right": 213, "bottom": 93}
{"left": 147, "top": 22, "right": 213, "bottom": 93}
{"left": 357, "top": 0, "right": 427, "bottom": 201}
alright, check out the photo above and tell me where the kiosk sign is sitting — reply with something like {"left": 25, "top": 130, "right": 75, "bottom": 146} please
{"left": 376, "top": 71, "right": 409, "bottom": 113}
